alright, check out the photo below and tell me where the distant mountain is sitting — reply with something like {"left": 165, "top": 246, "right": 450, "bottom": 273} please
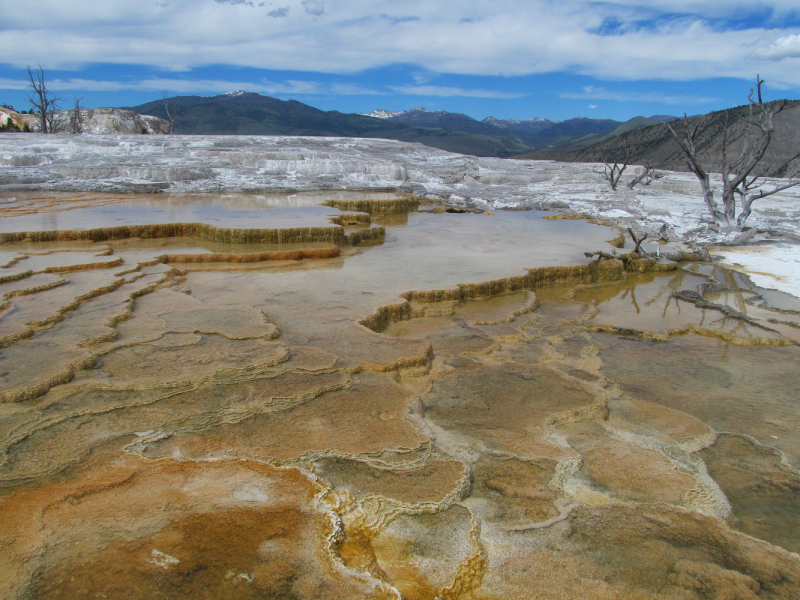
{"left": 482, "top": 116, "right": 559, "bottom": 135}
{"left": 647, "top": 115, "right": 681, "bottom": 123}
{"left": 525, "top": 101, "right": 800, "bottom": 178}
{"left": 360, "top": 107, "right": 451, "bottom": 120}
{"left": 375, "top": 107, "right": 495, "bottom": 132}
{"left": 359, "top": 108, "right": 422, "bottom": 119}
{"left": 370, "top": 108, "right": 568, "bottom": 148}
{"left": 128, "top": 92, "right": 406, "bottom": 137}
{"left": 566, "top": 116, "right": 662, "bottom": 148}
{"left": 362, "top": 108, "right": 559, "bottom": 131}
{"left": 127, "top": 92, "right": 631, "bottom": 158}
{"left": 127, "top": 93, "right": 542, "bottom": 157}
{"left": 504, "top": 117, "right": 624, "bottom": 152}
{"left": 482, "top": 116, "right": 557, "bottom": 126}
{"left": 357, "top": 106, "right": 622, "bottom": 150}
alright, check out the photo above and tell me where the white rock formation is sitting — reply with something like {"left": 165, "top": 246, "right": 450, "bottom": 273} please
{"left": 0, "top": 107, "right": 168, "bottom": 134}
{"left": 70, "top": 108, "right": 169, "bottom": 135}
{"left": 1, "top": 133, "right": 799, "bottom": 294}
{"left": 0, "top": 107, "right": 29, "bottom": 131}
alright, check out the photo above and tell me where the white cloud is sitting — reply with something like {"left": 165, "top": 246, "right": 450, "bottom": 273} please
{"left": 588, "top": 104, "right": 597, "bottom": 108}
{"left": 0, "top": 77, "right": 514, "bottom": 99}
{"left": 560, "top": 85, "right": 719, "bottom": 104}
{"left": 0, "top": 76, "right": 384, "bottom": 97}
{"left": 0, "top": 1, "right": 799, "bottom": 89}
{"left": 390, "top": 85, "right": 526, "bottom": 99}
{"left": 301, "top": 0, "right": 325, "bottom": 16}
{"left": 755, "top": 34, "right": 800, "bottom": 60}
{"left": 0, "top": 78, "right": 27, "bottom": 90}
{"left": 412, "top": 72, "right": 437, "bottom": 85}
{"left": 329, "top": 83, "right": 385, "bottom": 95}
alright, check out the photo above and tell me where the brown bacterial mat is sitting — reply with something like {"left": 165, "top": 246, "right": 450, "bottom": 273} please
{"left": 0, "top": 192, "right": 798, "bottom": 599}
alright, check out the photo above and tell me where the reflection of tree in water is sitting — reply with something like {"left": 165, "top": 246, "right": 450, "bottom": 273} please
{"left": 618, "top": 287, "right": 639, "bottom": 313}
{"left": 707, "top": 311, "right": 748, "bottom": 337}
{"left": 659, "top": 269, "right": 690, "bottom": 318}
{"left": 620, "top": 269, "right": 690, "bottom": 317}
{"left": 597, "top": 265, "right": 789, "bottom": 341}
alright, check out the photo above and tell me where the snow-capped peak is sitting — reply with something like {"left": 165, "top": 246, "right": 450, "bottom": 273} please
{"left": 221, "top": 91, "right": 251, "bottom": 97}
{"left": 483, "top": 116, "right": 559, "bottom": 126}
{"left": 360, "top": 107, "right": 445, "bottom": 119}
{"left": 360, "top": 109, "right": 405, "bottom": 119}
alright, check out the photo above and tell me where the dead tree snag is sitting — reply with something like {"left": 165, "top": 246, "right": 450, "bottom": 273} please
{"left": 594, "top": 148, "right": 630, "bottom": 191}
{"left": 627, "top": 160, "right": 664, "bottom": 189}
{"left": 26, "top": 64, "right": 61, "bottom": 133}
{"left": 665, "top": 90, "right": 799, "bottom": 231}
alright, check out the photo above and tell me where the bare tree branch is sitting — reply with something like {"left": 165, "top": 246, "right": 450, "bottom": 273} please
{"left": 665, "top": 92, "right": 799, "bottom": 231}
{"left": 71, "top": 96, "right": 85, "bottom": 134}
{"left": 594, "top": 148, "right": 630, "bottom": 191}
{"left": 627, "top": 228, "right": 648, "bottom": 254}
{"left": 627, "top": 159, "right": 664, "bottom": 189}
{"left": 26, "top": 64, "right": 61, "bottom": 134}
{"left": 162, "top": 90, "right": 188, "bottom": 134}
{"left": 584, "top": 250, "right": 618, "bottom": 260}
{"left": 665, "top": 116, "right": 725, "bottom": 224}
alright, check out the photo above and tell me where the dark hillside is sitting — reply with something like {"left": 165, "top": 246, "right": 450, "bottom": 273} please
{"left": 520, "top": 101, "right": 800, "bottom": 177}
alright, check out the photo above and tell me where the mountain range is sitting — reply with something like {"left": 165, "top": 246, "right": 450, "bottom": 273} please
{"left": 356, "top": 106, "right": 624, "bottom": 149}
{"left": 126, "top": 92, "right": 675, "bottom": 158}
{"left": 360, "top": 107, "right": 560, "bottom": 134}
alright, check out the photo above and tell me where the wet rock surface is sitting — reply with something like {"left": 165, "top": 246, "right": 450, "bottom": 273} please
{"left": 0, "top": 192, "right": 798, "bottom": 599}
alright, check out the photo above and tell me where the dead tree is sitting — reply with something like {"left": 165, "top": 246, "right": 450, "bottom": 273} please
{"left": 665, "top": 91, "right": 800, "bottom": 231}
{"left": 162, "top": 90, "right": 187, "bottom": 134}
{"left": 627, "top": 228, "right": 648, "bottom": 254}
{"left": 584, "top": 250, "right": 617, "bottom": 260}
{"left": 585, "top": 240, "right": 708, "bottom": 264}
{"left": 70, "top": 96, "right": 85, "bottom": 134}
{"left": 626, "top": 160, "right": 664, "bottom": 189}
{"left": 26, "top": 64, "right": 61, "bottom": 133}
{"left": 594, "top": 148, "right": 630, "bottom": 191}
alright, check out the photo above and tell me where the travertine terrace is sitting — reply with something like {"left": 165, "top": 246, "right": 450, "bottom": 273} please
{"left": 1, "top": 135, "right": 799, "bottom": 599}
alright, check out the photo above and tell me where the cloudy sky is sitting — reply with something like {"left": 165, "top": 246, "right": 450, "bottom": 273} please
{"left": 1, "top": 0, "right": 799, "bottom": 121}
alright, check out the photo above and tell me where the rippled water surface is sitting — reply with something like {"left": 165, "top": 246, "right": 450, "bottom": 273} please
{"left": 1, "top": 192, "right": 798, "bottom": 599}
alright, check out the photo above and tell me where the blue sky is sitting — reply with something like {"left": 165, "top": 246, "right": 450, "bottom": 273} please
{"left": 2, "top": 0, "right": 799, "bottom": 122}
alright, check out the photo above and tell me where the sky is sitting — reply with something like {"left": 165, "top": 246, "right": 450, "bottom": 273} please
{"left": 1, "top": 0, "right": 799, "bottom": 122}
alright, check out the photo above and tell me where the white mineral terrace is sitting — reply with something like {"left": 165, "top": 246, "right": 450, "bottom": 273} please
{"left": 3, "top": 133, "right": 799, "bottom": 297}
{"left": 1, "top": 134, "right": 800, "bottom": 599}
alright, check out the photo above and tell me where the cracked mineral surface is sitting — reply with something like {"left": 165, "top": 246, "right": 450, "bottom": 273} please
{"left": 1, "top": 140, "right": 800, "bottom": 599}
